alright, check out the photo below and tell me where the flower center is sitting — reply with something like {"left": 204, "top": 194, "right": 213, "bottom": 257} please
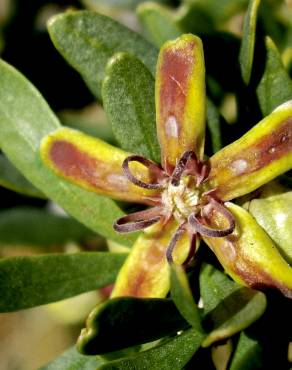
{"left": 162, "top": 175, "right": 201, "bottom": 222}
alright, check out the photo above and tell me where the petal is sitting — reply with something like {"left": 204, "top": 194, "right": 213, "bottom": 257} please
{"left": 111, "top": 219, "right": 190, "bottom": 298}
{"left": 40, "top": 127, "right": 160, "bottom": 204}
{"left": 156, "top": 34, "right": 206, "bottom": 173}
{"left": 202, "top": 202, "right": 292, "bottom": 298}
{"left": 207, "top": 101, "right": 292, "bottom": 200}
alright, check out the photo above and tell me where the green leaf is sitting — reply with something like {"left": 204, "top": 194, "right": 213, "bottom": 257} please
{"left": 256, "top": 37, "right": 292, "bottom": 115}
{"left": 83, "top": 0, "right": 169, "bottom": 10}
{"left": 229, "top": 332, "right": 262, "bottom": 370}
{"left": 183, "top": 0, "right": 248, "bottom": 23}
{"left": 59, "top": 105, "right": 115, "bottom": 143}
{"left": 77, "top": 297, "right": 188, "bottom": 355}
{"left": 0, "top": 154, "right": 44, "bottom": 198}
{"left": 206, "top": 99, "right": 223, "bottom": 154}
{"left": 199, "top": 264, "right": 267, "bottom": 347}
{"left": 239, "top": 0, "right": 261, "bottom": 84}
{"left": 0, "top": 207, "right": 93, "bottom": 248}
{"left": 0, "top": 59, "right": 135, "bottom": 246}
{"left": 40, "top": 346, "right": 105, "bottom": 370}
{"left": 0, "top": 252, "right": 126, "bottom": 312}
{"left": 200, "top": 263, "right": 235, "bottom": 315}
{"left": 137, "top": 3, "right": 182, "bottom": 48}
{"left": 99, "top": 328, "right": 205, "bottom": 370}
{"left": 102, "top": 52, "right": 160, "bottom": 162}
{"left": 170, "top": 264, "right": 203, "bottom": 332}
{"left": 48, "top": 11, "right": 158, "bottom": 99}
{"left": 247, "top": 188, "right": 292, "bottom": 265}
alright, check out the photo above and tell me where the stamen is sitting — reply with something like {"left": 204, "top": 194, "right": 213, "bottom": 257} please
{"left": 188, "top": 200, "right": 235, "bottom": 237}
{"left": 171, "top": 151, "right": 198, "bottom": 186}
{"left": 122, "top": 155, "right": 165, "bottom": 190}
{"left": 183, "top": 233, "right": 197, "bottom": 266}
{"left": 196, "top": 162, "right": 210, "bottom": 186}
{"left": 113, "top": 207, "right": 162, "bottom": 233}
{"left": 166, "top": 223, "right": 186, "bottom": 264}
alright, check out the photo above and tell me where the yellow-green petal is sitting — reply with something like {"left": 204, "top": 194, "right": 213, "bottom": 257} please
{"left": 111, "top": 219, "right": 190, "bottom": 298}
{"left": 156, "top": 34, "right": 206, "bottom": 173}
{"left": 203, "top": 202, "right": 292, "bottom": 299}
{"left": 40, "top": 127, "right": 160, "bottom": 204}
{"left": 207, "top": 101, "right": 292, "bottom": 201}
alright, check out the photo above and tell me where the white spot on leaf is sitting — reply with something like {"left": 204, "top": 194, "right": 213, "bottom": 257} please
{"left": 165, "top": 115, "right": 179, "bottom": 138}
{"left": 231, "top": 159, "right": 248, "bottom": 174}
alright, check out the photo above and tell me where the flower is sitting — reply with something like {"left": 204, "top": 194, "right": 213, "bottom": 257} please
{"left": 41, "top": 34, "right": 292, "bottom": 300}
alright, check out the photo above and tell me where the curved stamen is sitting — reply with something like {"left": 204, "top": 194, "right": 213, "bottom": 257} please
{"left": 171, "top": 151, "right": 198, "bottom": 186}
{"left": 188, "top": 200, "right": 235, "bottom": 237}
{"left": 113, "top": 207, "right": 162, "bottom": 233}
{"left": 183, "top": 233, "right": 197, "bottom": 267}
{"left": 122, "top": 155, "right": 165, "bottom": 190}
{"left": 166, "top": 223, "right": 186, "bottom": 264}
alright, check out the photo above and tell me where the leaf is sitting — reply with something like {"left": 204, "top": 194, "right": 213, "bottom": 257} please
{"left": 77, "top": 297, "right": 188, "bottom": 355}
{"left": 184, "top": 0, "right": 248, "bottom": 23}
{"left": 256, "top": 37, "right": 292, "bottom": 115}
{"left": 239, "top": 0, "right": 261, "bottom": 84}
{"left": 200, "top": 263, "right": 236, "bottom": 315}
{"left": 247, "top": 188, "right": 292, "bottom": 264}
{"left": 0, "top": 207, "right": 93, "bottom": 248}
{"left": 99, "top": 328, "right": 205, "bottom": 370}
{"left": 82, "top": 0, "right": 169, "bottom": 10}
{"left": 0, "top": 252, "right": 127, "bottom": 312}
{"left": 170, "top": 264, "right": 203, "bottom": 332}
{"left": 206, "top": 98, "right": 223, "bottom": 154}
{"left": 40, "top": 346, "right": 105, "bottom": 370}
{"left": 59, "top": 104, "right": 115, "bottom": 143}
{"left": 0, "top": 154, "right": 44, "bottom": 198}
{"left": 199, "top": 264, "right": 267, "bottom": 347}
{"left": 0, "top": 59, "right": 135, "bottom": 246}
{"left": 229, "top": 331, "right": 262, "bottom": 370}
{"left": 137, "top": 3, "right": 182, "bottom": 48}
{"left": 48, "top": 11, "right": 158, "bottom": 99}
{"left": 102, "top": 52, "right": 160, "bottom": 162}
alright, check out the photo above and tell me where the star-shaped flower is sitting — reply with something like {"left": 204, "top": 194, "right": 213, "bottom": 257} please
{"left": 41, "top": 34, "right": 292, "bottom": 300}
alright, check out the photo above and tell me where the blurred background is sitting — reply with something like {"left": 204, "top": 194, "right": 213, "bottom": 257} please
{"left": 0, "top": 0, "right": 291, "bottom": 368}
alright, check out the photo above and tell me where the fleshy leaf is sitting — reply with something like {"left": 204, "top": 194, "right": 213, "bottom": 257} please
{"left": 203, "top": 203, "right": 292, "bottom": 298}
{"left": 208, "top": 101, "right": 292, "bottom": 201}
{"left": 48, "top": 11, "right": 158, "bottom": 98}
{"left": 99, "top": 328, "right": 205, "bottom": 370}
{"left": 0, "top": 154, "right": 45, "bottom": 198}
{"left": 239, "top": 0, "right": 261, "bottom": 85}
{"left": 111, "top": 219, "right": 190, "bottom": 298}
{"left": 0, "top": 59, "right": 135, "bottom": 246}
{"left": 77, "top": 297, "right": 188, "bottom": 355}
{"left": 170, "top": 264, "right": 203, "bottom": 332}
{"left": 0, "top": 207, "right": 92, "bottom": 248}
{"left": 40, "top": 346, "right": 105, "bottom": 370}
{"left": 199, "top": 264, "right": 266, "bottom": 347}
{"left": 229, "top": 331, "right": 262, "bottom": 370}
{"left": 102, "top": 52, "right": 160, "bottom": 162}
{"left": 41, "top": 127, "right": 160, "bottom": 204}
{"left": 137, "top": 3, "right": 182, "bottom": 48}
{"left": 0, "top": 252, "right": 126, "bottom": 312}
{"left": 257, "top": 37, "right": 292, "bottom": 116}
{"left": 156, "top": 34, "right": 206, "bottom": 172}
{"left": 247, "top": 187, "right": 292, "bottom": 265}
